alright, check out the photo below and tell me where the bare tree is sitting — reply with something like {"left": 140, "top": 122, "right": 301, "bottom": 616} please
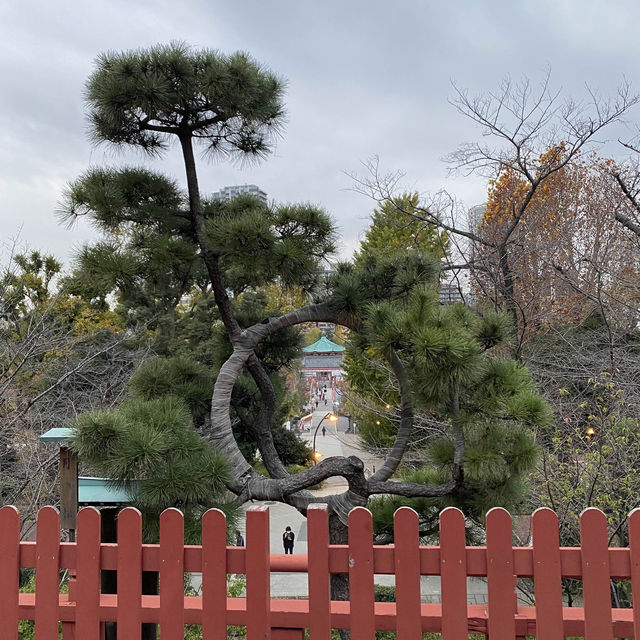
{"left": 352, "top": 73, "right": 638, "bottom": 353}
{"left": 0, "top": 247, "right": 149, "bottom": 536}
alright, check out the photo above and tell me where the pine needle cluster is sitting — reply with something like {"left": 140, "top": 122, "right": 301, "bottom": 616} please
{"left": 86, "top": 42, "right": 285, "bottom": 161}
{"left": 71, "top": 357, "right": 233, "bottom": 542}
{"left": 341, "top": 253, "right": 551, "bottom": 529}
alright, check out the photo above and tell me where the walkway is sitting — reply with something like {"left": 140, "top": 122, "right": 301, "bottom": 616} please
{"left": 242, "top": 409, "right": 390, "bottom": 598}
{"left": 234, "top": 409, "right": 487, "bottom": 603}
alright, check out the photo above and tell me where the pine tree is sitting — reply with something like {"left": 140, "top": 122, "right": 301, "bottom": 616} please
{"left": 72, "top": 356, "right": 233, "bottom": 541}
{"left": 60, "top": 45, "right": 550, "bottom": 570}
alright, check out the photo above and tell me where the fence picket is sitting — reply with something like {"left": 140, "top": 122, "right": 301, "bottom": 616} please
{"left": 531, "top": 508, "right": 563, "bottom": 640}
{"left": 202, "top": 508, "right": 228, "bottom": 640}
{"left": 117, "top": 507, "right": 143, "bottom": 639}
{"left": 629, "top": 509, "right": 640, "bottom": 640}
{"left": 439, "top": 507, "right": 467, "bottom": 640}
{"left": 160, "top": 508, "right": 185, "bottom": 639}
{"left": 580, "top": 508, "right": 613, "bottom": 640}
{"left": 348, "top": 507, "right": 375, "bottom": 640}
{"left": 75, "top": 507, "right": 101, "bottom": 639}
{"left": 4, "top": 502, "right": 639, "bottom": 637}
{"left": 34, "top": 506, "right": 61, "bottom": 640}
{"left": 0, "top": 506, "right": 20, "bottom": 640}
{"left": 393, "top": 507, "right": 421, "bottom": 640}
{"left": 486, "top": 508, "right": 515, "bottom": 640}
{"left": 246, "top": 505, "right": 270, "bottom": 640}
{"left": 307, "top": 504, "right": 331, "bottom": 640}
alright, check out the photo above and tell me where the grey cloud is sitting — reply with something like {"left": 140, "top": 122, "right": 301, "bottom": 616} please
{"left": 2, "top": 0, "right": 640, "bottom": 265}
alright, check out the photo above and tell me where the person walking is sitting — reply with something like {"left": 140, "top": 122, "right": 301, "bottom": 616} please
{"left": 282, "top": 526, "right": 295, "bottom": 554}
{"left": 322, "top": 426, "right": 326, "bottom": 437}
{"left": 235, "top": 530, "right": 244, "bottom": 546}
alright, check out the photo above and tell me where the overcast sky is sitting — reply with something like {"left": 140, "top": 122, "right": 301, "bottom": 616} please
{"left": 2, "top": 0, "right": 640, "bottom": 266}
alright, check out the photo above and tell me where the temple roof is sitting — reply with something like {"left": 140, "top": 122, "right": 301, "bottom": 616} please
{"left": 78, "top": 477, "right": 138, "bottom": 505}
{"left": 302, "top": 336, "right": 345, "bottom": 354}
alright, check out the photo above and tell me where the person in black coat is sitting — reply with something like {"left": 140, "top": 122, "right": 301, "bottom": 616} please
{"left": 282, "top": 526, "right": 295, "bottom": 554}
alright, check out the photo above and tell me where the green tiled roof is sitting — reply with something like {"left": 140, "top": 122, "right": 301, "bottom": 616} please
{"left": 78, "top": 477, "right": 138, "bottom": 505}
{"left": 39, "top": 427, "right": 74, "bottom": 442}
{"left": 302, "top": 336, "right": 345, "bottom": 353}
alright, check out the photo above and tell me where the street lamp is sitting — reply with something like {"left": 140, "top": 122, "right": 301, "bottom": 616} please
{"left": 312, "top": 412, "right": 338, "bottom": 464}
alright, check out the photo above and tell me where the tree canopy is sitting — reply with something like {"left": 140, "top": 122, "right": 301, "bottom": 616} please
{"left": 0, "top": 248, "right": 142, "bottom": 537}
{"left": 59, "top": 45, "right": 551, "bottom": 558}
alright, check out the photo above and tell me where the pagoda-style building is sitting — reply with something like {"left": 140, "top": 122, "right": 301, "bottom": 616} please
{"left": 301, "top": 336, "right": 345, "bottom": 386}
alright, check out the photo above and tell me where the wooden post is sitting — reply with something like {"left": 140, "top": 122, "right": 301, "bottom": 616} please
{"left": 76, "top": 507, "right": 101, "bottom": 640}
{"left": 59, "top": 447, "right": 78, "bottom": 538}
{"left": 101, "top": 508, "right": 118, "bottom": 640}
{"left": 348, "top": 507, "right": 375, "bottom": 640}
{"left": 440, "top": 507, "right": 468, "bottom": 640}
{"left": 60, "top": 448, "right": 78, "bottom": 639}
{"left": 202, "top": 508, "right": 227, "bottom": 640}
{"left": 394, "top": 508, "right": 421, "bottom": 640}
{"left": 628, "top": 508, "right": 640, "bottom": 640}
{"left": 117, "top": 508, "right": 143, "bottom": 640}
{"left": 246, "top": 505, "right": 271, "bottom": 640}
{"left": 532, "top": 508, "right": 563, "bottom": 640}
{"left": 580, "top": 508, "right": 614, "bottom": 640}
{"left": 35, "top": 507, "right": 61, "bottom": 639}
{"left": 307, "top": 504, "right": 331, "bottom": 640}
{"left": 0, "top": 506, "right": 20, "bottom": 640}
{"left": 159, "top": 509, "right": 185, "bottom": 639}
{"left": 486, "top": 508, "right": 516, "bottom": 640}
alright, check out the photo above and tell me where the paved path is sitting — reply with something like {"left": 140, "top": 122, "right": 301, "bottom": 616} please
{"left": 228, "top": 408, "right": 488, "bottom": 603}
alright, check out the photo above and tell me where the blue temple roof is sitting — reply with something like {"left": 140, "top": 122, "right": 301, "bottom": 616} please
{"left": 302, "top": 336, "right": 345, "bottom": 354}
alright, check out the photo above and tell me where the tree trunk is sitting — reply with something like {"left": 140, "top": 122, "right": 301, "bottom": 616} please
{"left": 177, "top": 133, "right": 287, "bottom": 476}
{"left": 498, "top": 245, "right": 517, "bottom": 323}
{"left": 497, "top": 243, "right": 526, "bottom": 358}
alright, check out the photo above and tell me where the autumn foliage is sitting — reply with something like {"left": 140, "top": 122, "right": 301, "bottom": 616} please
{"left": 475, "top": 146, "right": 640, "bottom": 338}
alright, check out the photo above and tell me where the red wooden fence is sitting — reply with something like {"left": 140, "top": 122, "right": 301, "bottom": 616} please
{"left": 1, "top": 503, "right": 639, "bottom": 638}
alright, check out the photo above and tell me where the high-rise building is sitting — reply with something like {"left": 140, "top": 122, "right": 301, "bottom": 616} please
{"left": 211, "top": 184, "right": 267, "bottom": 204}
{"left": 468, "top": 204, "right": 487, "bottom": 231}
{"left": 439, "top": 283, "right": 465, "bottom": 305}
{"left": 436, "top": 204, "right": 487, "bottom": 306}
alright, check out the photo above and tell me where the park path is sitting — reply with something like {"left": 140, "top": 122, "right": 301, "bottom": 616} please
{"left": 231, "top": 408, "right": 488, "bottom": 603}
{"left": 191, "top": 408, "right": 488, "bottom": 602}
{"left": 239, "top": 409, "right": 391, "bottom": 598}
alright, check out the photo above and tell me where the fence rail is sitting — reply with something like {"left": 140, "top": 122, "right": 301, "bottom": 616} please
{"left": 1, "top": 503, "right": 640, "bottom": 639}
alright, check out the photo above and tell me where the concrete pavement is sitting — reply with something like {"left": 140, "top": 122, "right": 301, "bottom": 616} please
{"left": 229, "top": 408, "right": 488, "bottom": 603}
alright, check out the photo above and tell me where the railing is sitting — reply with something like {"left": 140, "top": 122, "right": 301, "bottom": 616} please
{"left": 1, "top": 503, "right": 640, "bottom": 639}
